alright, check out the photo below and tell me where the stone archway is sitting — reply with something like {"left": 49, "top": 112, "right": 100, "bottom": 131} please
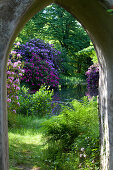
{"left": 0, "top": 0, "right": 113, "bottom": 169}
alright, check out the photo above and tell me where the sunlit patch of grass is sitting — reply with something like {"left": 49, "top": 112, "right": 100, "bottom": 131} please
{"left": 8, "top": 114, "right": 46, "bottom": 170}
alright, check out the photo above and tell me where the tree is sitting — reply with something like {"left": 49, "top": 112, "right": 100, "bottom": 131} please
{"left": 18, "top": 4, "right": 91, "bottom": 76}
{"left": 19, "top": 4, "right": 90, "bottom": 51}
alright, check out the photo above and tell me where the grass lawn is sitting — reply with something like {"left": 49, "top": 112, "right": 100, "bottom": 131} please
{"left": 8, "top": 115, "right": 47, "bottom": 170}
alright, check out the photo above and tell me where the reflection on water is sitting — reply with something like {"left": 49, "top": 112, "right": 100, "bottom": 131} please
{"left": 53, "top": 84, "right": 87, "bottom": 102}
{"left": 52, "top": 84, "right": 98, "bottom": 115}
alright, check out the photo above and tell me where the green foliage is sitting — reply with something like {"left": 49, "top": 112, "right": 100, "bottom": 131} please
{"left": 40, "top": 97, "right": 99, "bottom": 169}
{"left": 17, "top": 86, "right": 53, "bottom": 117}
{"left": 18, "top": 3, "right": 91, "bottom": 76}
{"left": 9, "top": 98, "right": 100, "bottom": 169}
{"left": 18, "top": 4, "right": 90, "bottom": 51}
{"left": 72, "top": 134, "right": 100, "bottom": 169}
{"left": 107, "top": 8, "right": 113, "bottom": 14}
{"left": 72, "top": 45, "right": 95, "bottom": 75}
{"left": 42, "top": 97, "right": 99, "bottom": 150}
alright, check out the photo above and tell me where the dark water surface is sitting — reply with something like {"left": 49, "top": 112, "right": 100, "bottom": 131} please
{"left": 51, "top": 83, "right": 98, "bottom": 115}
{"left": 52, "top": 84, "right": 87, "bottom": 115}
{"left": 53, "top": 84, "right": 87, "bottom": 102}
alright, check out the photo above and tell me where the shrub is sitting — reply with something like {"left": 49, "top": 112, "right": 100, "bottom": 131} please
{"left": 42, "top": 97, "right": 99, "bottom": 151}
{"left": 21, "top": 53, "right": 60, "bottom": 90}
{"left": 14, "top": 39, "right": 62, "bottom": 90}
{"left": 85, "top": 63, "right": 99, "bottom": 97}
{"left": 40, "top": 97, "right": 99, "bottom": 169}
{"left": 7, "top": 51, "right": 24, "bottom": 114}
{"left": 17, "top": 85, "right": 54, "bottom": 117}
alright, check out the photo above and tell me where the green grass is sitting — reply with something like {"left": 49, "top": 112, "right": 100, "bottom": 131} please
{"left": 8, "top": 115, "right": 47, "bottom": 170}
{"left": 8, "top": 98, "right": 100, "bottom": 169}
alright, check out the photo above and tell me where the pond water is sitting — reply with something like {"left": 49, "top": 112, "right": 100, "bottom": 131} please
{"left": 52, "top": 84, "right": 98, "bottom": 115}
{"left": 53, "top": 84, "right": 87, "bottom": 102}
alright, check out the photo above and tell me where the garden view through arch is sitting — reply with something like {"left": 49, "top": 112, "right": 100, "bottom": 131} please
{"left": 1, "top": 0, "right": 113, "bottom": 169}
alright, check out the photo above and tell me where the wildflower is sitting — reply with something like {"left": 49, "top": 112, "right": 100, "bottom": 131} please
{"left": 92, "top": 160, "right": 95, "bottom": 163}
{"left": 13, "top": 110, "right": 16, "bottom": 113}
{"left": 83, "top": 154, "right": 86, "bottom": 158}
{"left": 80, "top": 154, "right": 83, "bottom": 158}
{"left": 81, "top": 148, "right": 84, "bottom": 152}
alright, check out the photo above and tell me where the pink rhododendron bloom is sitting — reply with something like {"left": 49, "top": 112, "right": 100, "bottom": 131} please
{"left": 13, "top": 110, "right": 16, "bottom": 113}
{"left": 19, "top": 73, "right": 22, "bottom": 76}
{"left": 16, "top": 42, "right": 20, "bottom": 46}
{"left": 7, "top": 71, "right": 11, "bottom": 74}
{"left": 11, "top": 72, "right": 15, "bottom": 75}
{"left": 15, "top": 78, "right": 19, "bottom": 83}
{"left": 21, "top": 69, "right": 25, "bottom": 73}
{"left": 16, "top": 96, "right": 19, "bottom": 100}
{"left": 12, "top": 84, "right": 16, "bottom": 87}
{"left": 7, "top": 85, "right": 10, "bottom": 88}
{"left": 13, "top": 62, "right": 18, "bottom": 68}
{"left": 7, "top": 98, "right": 11, "bottom": 103}
{"left": 9, "top": 79, "right": 12, "bottom": 83}
{"left": 16, "top": 86, "right": 20, "bottom": 90}
{"left": 11, "top": 51, "right": 17, "bottom": 55}
{"left": 18, "top": 61, "right": 21, "bottom": 64}
{"left": 17, "top": 102, "right": 20, "bottom": 106}
{"left": 17, "top": 54, "right": 21, "bottom": 57}
{"left": 9, "top": 77, "right": 14, "bottom": 80}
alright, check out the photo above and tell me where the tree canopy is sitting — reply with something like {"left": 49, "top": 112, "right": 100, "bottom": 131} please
{"left": 18, "top": 3, "right": 92, "bottom": 76}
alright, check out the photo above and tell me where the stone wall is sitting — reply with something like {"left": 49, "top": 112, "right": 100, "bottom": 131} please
{"left": 0, "top": 0, "right": 113, "bottom": 169}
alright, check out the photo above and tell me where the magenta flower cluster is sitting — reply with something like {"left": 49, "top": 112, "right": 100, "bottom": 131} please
{"left": 7, "top": 50, "right": 24, "bottom": 114}
{"left": 85, "top": 63, "right": 99, "bottom": 97}
{"left": 14, "top": 39, "right": 62, "bottom": 90}
{"left": 21, "top": 53, "right": 60, "bottom": 90}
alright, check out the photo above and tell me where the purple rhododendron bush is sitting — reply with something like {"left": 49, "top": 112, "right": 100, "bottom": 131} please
{"left": 85, "top": 63, "right": 99, "bottom": 97}
{"left": 14, "top": 39, "right": 62, "bottom": 91}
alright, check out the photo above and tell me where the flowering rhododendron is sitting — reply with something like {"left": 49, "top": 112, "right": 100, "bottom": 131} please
{"left": 14, "top": 39, "right": 62, "bottom": 90}
{"left": 85, "top": 63, "right": 99, "bottom": 97}
{"left": 7, "top": 51, "right": 24, "bottom": 114}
